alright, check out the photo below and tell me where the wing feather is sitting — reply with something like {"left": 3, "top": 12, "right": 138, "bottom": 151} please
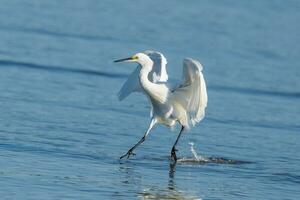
{"left": 145, "top": 50, "right": 168, "bottom": 82}
{"left": 118, "top": 65, "right": 141, "bottom": 101}
{"left": 118, "top": 51, "right": 168, "bottom": 101}
{"left": 171, "top": 58, "right": 207, "bottom": 128}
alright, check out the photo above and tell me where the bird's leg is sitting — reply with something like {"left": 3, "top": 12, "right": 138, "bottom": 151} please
{"left": 120, "top": 136, "right": 145, "bottom": 159}
{"left": 120, "top": 118, "right": 156, "bottom": 159}
{"left": 171, "top": 126, "right": 185, "bottom": 162}
{"left": 171, "top": 146, "right": 178, "bottom": 161}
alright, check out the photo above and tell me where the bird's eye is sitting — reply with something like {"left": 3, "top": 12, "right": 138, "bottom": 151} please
{"left": 132, "top": 56, "right": 138, "bottom": 60}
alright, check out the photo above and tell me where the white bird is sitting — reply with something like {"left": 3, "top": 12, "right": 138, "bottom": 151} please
{"left": 114, "top": 51, "right": 207, "bottom": 161}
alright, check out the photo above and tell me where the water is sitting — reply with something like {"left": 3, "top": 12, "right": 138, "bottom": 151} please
{"left": 0, "top": 0, "right": 299, "bottom": 199}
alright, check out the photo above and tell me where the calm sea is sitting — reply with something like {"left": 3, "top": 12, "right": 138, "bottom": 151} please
{"left": 0, "top": 0, "right": 299, "bottom": 199}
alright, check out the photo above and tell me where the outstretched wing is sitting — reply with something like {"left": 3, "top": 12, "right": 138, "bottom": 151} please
{"left": 118, "top": 51, "right": 168, "bottom": 101}
{"left": 145, "top": 50, "right": 168, "bottom": 83}
{"left": 171, "top": 58, "right": 207, "bottom": 128}
{"left": 118, "top": 65, "right": 141, "bottom": 101}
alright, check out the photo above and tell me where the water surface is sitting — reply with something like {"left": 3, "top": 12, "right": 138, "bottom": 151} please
{"left": 0, "top": 0, "right": 299, "bottom": 199}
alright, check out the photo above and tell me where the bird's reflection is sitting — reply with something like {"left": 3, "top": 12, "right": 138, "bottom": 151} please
{"left": 168, "top": 161, "right": 176, "bottom": 190}
{"left": 120, "top": 162, "right": 198, "bottom": 199}
{"left": 119, "top": 162, "right": 142, "bottom": 186}
{"left": 118, "top": 147, "right": 247, "bottom": 199}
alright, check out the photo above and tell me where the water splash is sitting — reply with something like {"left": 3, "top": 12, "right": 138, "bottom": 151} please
{"left": 188, "top": 142, "right": 209, "bottom": 162}
{"left": 177, "top": 142, "right": 249, "bottom": 165}
{"left": 177, "top": 142, "right": 209, "bottom": 163}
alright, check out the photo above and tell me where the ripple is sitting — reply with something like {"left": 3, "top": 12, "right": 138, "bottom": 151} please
{"left": 207, "top": 117, "right": 300, "bottom": 132}
{"left": 211, "top": 85, "right": 300, "bottom": 99}
{"left": 0, "top": 25, "right": 117, "bottom": 42}
{"left": 177, "top": 156, "right": 251, "bottom": 165}
{"left": 0, "top": 59, "right": 127, "bottom": 78}
{"left": 270, "top": 172, "right": 300, "bottom": 184}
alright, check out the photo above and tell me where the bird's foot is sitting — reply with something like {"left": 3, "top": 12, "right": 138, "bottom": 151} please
{"left": 120, "top": 149, "right": 136, "bottom": 159}
{"left": 171, "top": 147, "right": 178, "bottom": 162}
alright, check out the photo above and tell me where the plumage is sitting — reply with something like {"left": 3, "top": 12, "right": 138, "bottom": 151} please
{"left": 171, "top": 58, "right": 207, "bottom": 128}
{"left": 118, "top": 51, "right": 168, "bottom": 101}
{"left": 114, "top": 51, "right": 208, "bottom": 160}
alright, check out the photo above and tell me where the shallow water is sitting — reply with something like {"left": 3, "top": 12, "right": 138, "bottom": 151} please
{"left": 0, "top": 0, "right": 299, "bottom": 199}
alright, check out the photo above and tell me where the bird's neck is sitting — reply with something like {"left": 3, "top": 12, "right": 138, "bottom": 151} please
{"left": 139, "top": 61, "right": 154, "bottom": 93}
{"left": 139, "top": 60, "right": 169, "bottom": 104}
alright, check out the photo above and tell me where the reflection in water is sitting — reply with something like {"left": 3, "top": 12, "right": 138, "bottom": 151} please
{"left": 119, "top": 160, "right": 201, "bottom": 199}
{"left": 119, "top": 162, "right": 142, "bottom": 187}
{"left": 138, "top": 162, "right": 201, "bottom": 200}
{"left": 168, "top": 162, "right": 176, "bottom": 190}
{"left": 139, "top": 188, "right": 200, "bottom": 200}
{"left": 119, "top": 145, "right": 249, "bottom": 199}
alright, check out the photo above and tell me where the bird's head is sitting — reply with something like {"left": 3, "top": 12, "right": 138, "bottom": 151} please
{"left": 114, "top": 53, "right": 153, "bottom": 68}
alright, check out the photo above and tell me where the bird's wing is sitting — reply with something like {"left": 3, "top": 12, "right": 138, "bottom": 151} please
{"left": 118, "top": 51, "right": 168, "bottom": 101}
{"left": 118, "top": 64, "right": 142, "bottom": 101}
{"left": 171, "top": 58, "right": 207, "bottom": 128}
{"left": 145, "top": 50, "right": 168, "bottom": 82}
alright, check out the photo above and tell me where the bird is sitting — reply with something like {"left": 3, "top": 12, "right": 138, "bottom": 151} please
{"left": 114, "top": 51, "right": 207, "bottom": 161}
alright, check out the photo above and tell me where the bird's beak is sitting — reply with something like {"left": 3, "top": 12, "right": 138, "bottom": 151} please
{"left": 114, "top": 56, "right": 137, "bottom": 63}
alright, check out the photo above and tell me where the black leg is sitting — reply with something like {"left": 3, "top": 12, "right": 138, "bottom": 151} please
{"left": 171, "top": 126, "right": 184, "bottom": 162}
{"left": 120, "top": 118, "right": 156, "bottom": 159}
{"left": 120, "top": 135, "right": 146, "bottom": 159}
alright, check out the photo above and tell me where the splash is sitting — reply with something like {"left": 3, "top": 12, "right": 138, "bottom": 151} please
{"left": 177, "top": 142, "right": 251, "bottom": 165}
{"left": 188, "top": 142, "right": 209, "bottom": 162}
{"left": 177, "top": 142, "right": 209, "bottom": 163}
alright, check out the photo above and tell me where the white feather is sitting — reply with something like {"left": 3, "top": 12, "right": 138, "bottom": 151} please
{"left": 170, "top": 58, "right": 208, "bottom": 128}
{"left": 118, "top": 51, "right": 168, "bottom": 101}
{"left": 116, "top": 52, "right": 208, "bottom": 160}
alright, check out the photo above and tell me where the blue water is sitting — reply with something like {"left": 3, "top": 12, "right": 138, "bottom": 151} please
{"left": 0, "top": 0, "right": 299, "bottom": 199}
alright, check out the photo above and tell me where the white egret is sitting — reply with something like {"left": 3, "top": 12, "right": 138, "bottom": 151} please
{"left": 114, "top": 51, "right": 207, "bottom": 161}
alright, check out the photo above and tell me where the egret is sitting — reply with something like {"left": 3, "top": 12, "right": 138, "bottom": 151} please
{"left": 114, "top": 51, "right": 207, "bottom": 161}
